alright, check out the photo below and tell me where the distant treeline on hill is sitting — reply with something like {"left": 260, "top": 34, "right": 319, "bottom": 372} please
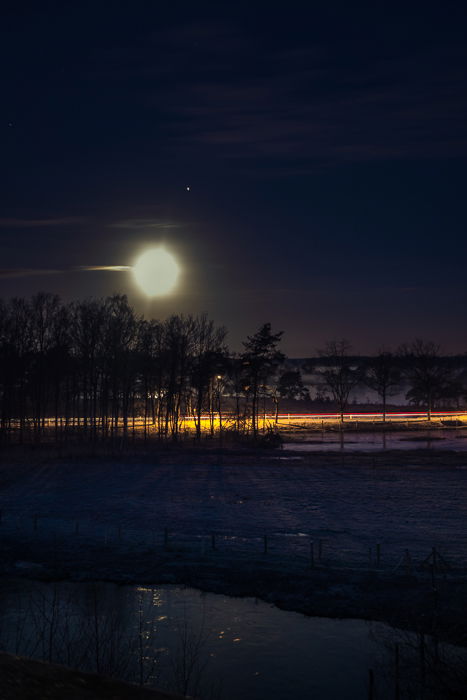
{"left": 0, "top": 293, "right": 465, "bottom": 443}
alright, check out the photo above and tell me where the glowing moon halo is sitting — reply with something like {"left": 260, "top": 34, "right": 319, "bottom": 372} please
{"left": 133, "top": 248, "right": 179, "bottom": 297}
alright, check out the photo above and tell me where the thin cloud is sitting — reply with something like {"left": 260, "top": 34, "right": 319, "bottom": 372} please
{"left": 154, "top": 28, "right": 467, "bottom": 165}
{"left": 0, "top": 217, "right": 86, "bottom": 228}
{"left": 76, "top": 266, "right": 131, "bottom": 271}
{"left": 0, "top": 266, "right": 130, "bottom": 279}
{"left": 79, "top": 18, "right": 467, "bottom": 169}
{"left": 111, "top": 219, "right": 184, "bottom": 230}
{"left": 168, "top": 64, "right": 467, "bottom": 163}
{"left": 0, "top": 268, "right": 62, "bottom": 279}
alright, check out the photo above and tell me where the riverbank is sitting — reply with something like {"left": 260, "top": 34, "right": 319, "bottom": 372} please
{"left": 1, "top": 538, "right": 466, "bottom": 647}
{"left": 3, "top": 438, "right": 467, "bottom": 466}
{"left": 0, "top": 651, "right": 182, "bottom": 700}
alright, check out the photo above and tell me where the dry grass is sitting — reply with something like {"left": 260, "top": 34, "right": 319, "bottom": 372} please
{"left": 0, "top": 652, "right": 182, "bottom": 700}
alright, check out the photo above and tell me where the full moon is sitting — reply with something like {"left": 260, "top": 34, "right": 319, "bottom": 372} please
{"left": 133, "top": 248, "right": 180, "bottom": 297}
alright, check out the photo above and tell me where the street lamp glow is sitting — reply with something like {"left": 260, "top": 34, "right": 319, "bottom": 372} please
{"left": 133, "top": 248, "right": 179, "bottom": 297}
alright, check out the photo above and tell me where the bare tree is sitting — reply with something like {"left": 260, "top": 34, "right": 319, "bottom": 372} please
{"left": 71, "top": 299, "right": 106, "bottom": 436}
{"left": 29, "top": 293, "right": 61, "bottom": 440}
{"left": 224, "top": 354, "right": 248, "bottom": 433}
{"left": 317, "top": 340, "right": 360, "bottom": 423}
{"left": 272, "top": 369, "right": 309, "bottom": 423}
{"left": 364, "top": 351, "right": 401, "bottom": 422}
{"left": 191, "top": 315, "right": 227, "bottom": 440}
{"left": 400, "top": 339, "right": 451, "bottom": 420}
{"left": 168, "top": 608, "right": 221, "bottom": 699}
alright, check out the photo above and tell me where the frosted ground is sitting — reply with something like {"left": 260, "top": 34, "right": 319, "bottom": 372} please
{"left": 0, "top": 453, "right": 466, "bottom": 571}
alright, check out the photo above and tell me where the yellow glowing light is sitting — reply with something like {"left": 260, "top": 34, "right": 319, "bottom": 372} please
{"left": 133, "top": 248, "right": 179, "bottom": 297}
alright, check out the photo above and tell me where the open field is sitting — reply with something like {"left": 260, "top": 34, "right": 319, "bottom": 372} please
{"left": 0, "top": 447, "right": 467, "bottom": 644}
{"left": 0, "top": 448, "right": 466, "bottom": 566}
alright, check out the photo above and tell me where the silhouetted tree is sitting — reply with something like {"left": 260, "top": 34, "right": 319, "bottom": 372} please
{"left": 190, "top": 315, "right": 227, "bottom": 439}
{"left": 29, "top": 293, "right": 62, "bottom": 440}
{"left": 224, "top": 354, "right": 248, "bottom": 432}
{"left": 72, "top": 299, "right": 107, "bottom": 435}
{"left": 317, "top": 340, "right": 360, "bottom": 423}
{"left": 101, "top": 295, "right": 138, "bottom": 438}
{"left": 241, "top": 323, "right": 284, "bottom": 436}
{"left": 2, "top": 291, "right": 467, "bottom": 447}
{"left": 364, "top": 351, "right": 401, "bottom": 421}
{"left": 272, "top": 369, "right": 309, "bottom": 423}
{"left": 48, "top": 303, "right": 72, "bottom": 440}
{"left": 163, "top": 315, "right": 195, "bottom": 439}
{"left": 400, "top": 339, "right": 451, "bottom": 420}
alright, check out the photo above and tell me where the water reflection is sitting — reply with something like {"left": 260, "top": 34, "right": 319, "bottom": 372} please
{"left": 284, "top": 428, "right": 467, "bottom": 452}
{"left": 0, "top": 579, "right": 464, "bottom": 699}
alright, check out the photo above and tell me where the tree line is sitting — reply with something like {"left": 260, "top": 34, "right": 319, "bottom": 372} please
{"left": 0, "top": 293, "right": 464, "bottom": 444}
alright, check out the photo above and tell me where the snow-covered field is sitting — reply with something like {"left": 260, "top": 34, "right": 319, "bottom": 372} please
{"left": 0, "top": 454, "right": 466, "bottom": 571}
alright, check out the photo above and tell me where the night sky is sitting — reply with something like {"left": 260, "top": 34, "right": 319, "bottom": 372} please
{"left": 2, "top": 2, "right": 467, "bottom": 355}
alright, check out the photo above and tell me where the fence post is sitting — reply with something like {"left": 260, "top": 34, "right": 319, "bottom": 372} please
{"left": 368, "top": 669, "right": 375, "bottom": 700}
{"left": 419, "top": 633, "right": 426, "bottom": 694}
{"left": 395, "top": 643, "right": 400, "bottom": 700}
{"left": 405, "top": 549, "right": 413, "bottom": 576}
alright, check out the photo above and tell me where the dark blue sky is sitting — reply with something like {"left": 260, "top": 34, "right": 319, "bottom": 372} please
{"left": 2, "top": 1, "right": 467, "bottom": 354}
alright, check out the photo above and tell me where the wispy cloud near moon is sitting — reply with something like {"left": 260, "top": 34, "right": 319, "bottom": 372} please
{"left": 0, "top": 268, "right": 62, "bottom": 279}
{"left": 111, "top": 218, "right": 184, "bottom": 230}
{"left": 76, "top": 266, "right": 132, "bottom": 272}
{"left": 0, "top": 266, "right": 131, "bottom": 279}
